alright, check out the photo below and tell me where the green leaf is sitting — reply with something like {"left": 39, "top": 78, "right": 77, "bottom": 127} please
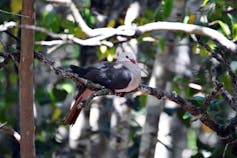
{"left": 36, "top": 131, "right": 47, "bottom": 142}
{"left": 41, "top": 12, "right": 61, "bottom": 32}
{"left": 215, "top": 20, "right": 231, "bottom": 37}
{"left": 61, "top": 19, "right": 76, "bottom": 34}
{"left": 163, "top": 0, "right": 173, "bottom": 19}
{"left": 83, "top": 8, "right": 95, "bottom": 27}
{"left": 9, "top": 73, "right": 17, "bottom": 84}
{"left": 187, "top": 128, "right": 198, "bottom": 152}
{"left": 157, "top": 36, "right": 166, "bottom": 53}
{"left": 233, "top": 24, "right": 237, "bottom": 40}
{"left": 51, "top": 107, "right": 61, "bottom": 121}
{"left": 176, "top": 108, "right": 191, "bottom": 126}
{"left": 182, "top": 112, "right": 192, "bottom": 119}
{"left": 10, "top": 0, "right": 22, "bottom": 14}
{"left": 50, "top": 87, "right": 68, "bottom": 102}
{"left": 133, "top": 95, "right": 147, "bottom": 111}
{"left": 190, "top": 96, "right": 205, "bottom": 106}
{"left": 61, "top": 83, "right": 74, "bottom": 93}
{"left": 74, "top": 27, "right": 87, "bottom": 38}
{"left": 138, "top": 95, "right": 147, "bottom": 107}
{"left": 201, "top": 0, "right": 209, "bottom": 7}
{"left": 183, "top": 15, "right": 190, "bottom": 24}
{"left": 210, "top": 99, "right": 225, "bottom": 108}
{"left": 220, "top": 72, "right": 232, "bottom": 92}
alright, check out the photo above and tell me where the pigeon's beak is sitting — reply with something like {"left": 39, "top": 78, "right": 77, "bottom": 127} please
{"left": 129, "top": 58, "right": 137, "bottom": 64}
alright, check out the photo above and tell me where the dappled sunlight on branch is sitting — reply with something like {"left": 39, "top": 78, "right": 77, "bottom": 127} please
{"left": 1, "top": 50, "right": 237, "bottom": 146}
{"left": 0, "top": 19, "right": 236, "bottom": 52}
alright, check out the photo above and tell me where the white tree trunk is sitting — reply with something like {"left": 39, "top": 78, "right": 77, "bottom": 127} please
{"left": 108, "top": 97, "right": 131, "bottom": 158}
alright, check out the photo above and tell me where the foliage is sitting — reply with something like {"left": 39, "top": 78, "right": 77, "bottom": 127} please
{"left": 0, "top": 0, "right": 237, "bottom": 157}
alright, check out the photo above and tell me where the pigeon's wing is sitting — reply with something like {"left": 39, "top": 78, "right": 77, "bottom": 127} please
{"left": 70, "top": 62, "right": 132, "bottom": 90}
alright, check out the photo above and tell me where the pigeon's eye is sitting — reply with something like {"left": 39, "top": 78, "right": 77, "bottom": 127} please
{"left": 125, "top": 55, "right": 129, "bottom": 58}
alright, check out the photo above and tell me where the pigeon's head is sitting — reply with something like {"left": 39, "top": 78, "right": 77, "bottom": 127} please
{"left": 116, "top": 52, "right": 137, "bottom": 64}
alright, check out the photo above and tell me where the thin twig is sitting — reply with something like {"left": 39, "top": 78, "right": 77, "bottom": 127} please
{"left": 202, "top": 81, "right": 223, "bottom": 110}
{"left": 0, "top": 9, "right": 30, "bottom": 18}
{"left": 222, "top": 144, "right": 229, "bottom": 158}
{"left": 211, "top": 67, "right": 237, "bottom": 111}
{"left": 198, "top": 40, "right": 237, "bottom": 93}
{"left": 157, "top": 138, "right": 173, "bottom": 151}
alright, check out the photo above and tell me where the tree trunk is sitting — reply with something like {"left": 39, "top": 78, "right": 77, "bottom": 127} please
{"left": 20, "top": 0, "right": 35, "bottom": 157}
{"left": 90, "top": 97, "right": 113, "bottom": 158}
{"left": 108, "top": 97, "right": 131, "bottom": 158}
{"left": 139, "top": 0, "right": 188, "bottom": 157}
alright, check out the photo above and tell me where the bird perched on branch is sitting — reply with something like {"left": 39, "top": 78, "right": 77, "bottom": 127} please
{"left": 63, "top": 51, "right": 141, "bottom": 125}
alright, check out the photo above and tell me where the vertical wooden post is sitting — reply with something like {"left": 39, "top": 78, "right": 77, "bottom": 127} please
{"left": 20, "top": 0, "right": 36, "bottom": 157}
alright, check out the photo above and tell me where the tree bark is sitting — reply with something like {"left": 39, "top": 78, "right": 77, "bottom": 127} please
{"left": 20, "top": 0, "right": 36, "bottom": 157}
{"left": 108, "top": 97, "right": 131, "bottom": 158}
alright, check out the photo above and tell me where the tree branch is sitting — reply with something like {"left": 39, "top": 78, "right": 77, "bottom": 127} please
{"left": 211, "top": 67, "right": 237, "bottom": 112}
{"left": 1, "top": 50, "right": 237, "bottom": 144}
{"left": 0, "top": 19, "right": 236, "bottom": 52}
{"left": 0, "top": 123, "right": 21, "bottom": 142}
{"left": 0, "top": 21, "right": 16, "bottom": 31}
{"left": 198, "top": 40, "right": 237, "bottom": 93}
{"left": 137, "top": 22, "right": 237, "bottom": 53}
{"left": 47, "top": 0, "right": 237, "bottom": 53}
{"left": 202, "top": 81, "right": 223, "bottom": 110}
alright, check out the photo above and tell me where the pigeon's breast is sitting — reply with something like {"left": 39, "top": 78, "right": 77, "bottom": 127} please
{"left": 115, "top": 61, "right": 141, "bottom": 92}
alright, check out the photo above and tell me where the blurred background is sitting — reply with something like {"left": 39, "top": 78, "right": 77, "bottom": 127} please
{"left": 0, "top": 0, "right": 237, "bottom": 157}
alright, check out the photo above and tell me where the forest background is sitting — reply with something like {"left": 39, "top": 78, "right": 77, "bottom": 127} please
{"left": 0, "top": 0, "right": 237, "bottom": 158}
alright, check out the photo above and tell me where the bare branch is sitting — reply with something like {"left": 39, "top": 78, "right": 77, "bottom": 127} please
{"left": 2, "top": 50, "right": 237, "bottom": 144}
{"left": 27, "top": 22, "right": 237, "bottom": 52}
{"left": 0, "top": 53, "right": 11, "bottom": 68}
{"left": 30, "top": 52, "right": 223, "bottom": 136}
{"left": 67, "top": 0, "right": 94, "bottom": 36}
{"left": 0, "top": 9, "right": 30, "bottom": 18}
{"left": 0, "top": 21, "right": 16, "bottom": 31}
{"left": 34, "top": 52, "right": 105, "bottom": 90}
{"left": 20, "top": 24, "right": 110, "bottom": 46}
{"left": 0, "top": 20, "right": 236, "bottom": 52}
{"left": 210, "top": 68, "right": 237, "bottom": 112}
{"left": 202, "top": 82, "right": 223, "bottom": 110}
{"left": 46, "top": 0, "right": 71, "bottom": 6}
{"left": 198, "top": 40, "right": 237, "bottom": 92}
{"left": 0, "top": 122, "right": 21, "bottom": 142}
{"left": 47, "top": 0, "right": 237, "bottom": 52}
{"left": 77, "top": 89, "right": 113, "bottom": 111}
{"left": 35, "top": 40, "right": 68, "bottom": 46}
{"left": 51, "top": 0, "right": 116, "bottom": 36}
{"left": 137, "top": 22, "right": 237, "bottom": 53}
{"left": 157, "top": 138, "right": 173, "bottom": 151}
{"left": 0, "top": 52, "right": 20, "bottom": 68}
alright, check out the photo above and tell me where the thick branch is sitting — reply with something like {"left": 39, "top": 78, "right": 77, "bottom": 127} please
{"left": 0, "top": 122, "right": 21, "bottom": 142}
{"left": 0, "top": 20, "right": 236, "bottom": 52}
{"left": 137, "top": 22, "right": 237, "bottom": 53}
{"left": 49, "top": 0, "right": 237, "bottom": 52}
{"left": 0, "top": 21, "right": 16, "bottom": 31}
